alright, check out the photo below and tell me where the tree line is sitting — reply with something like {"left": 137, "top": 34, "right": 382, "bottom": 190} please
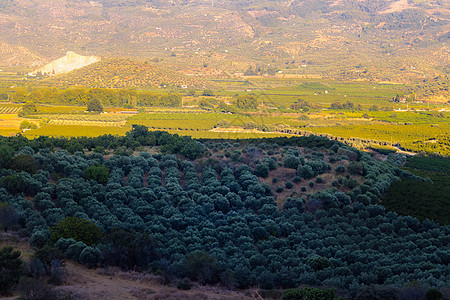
{"left": 8, "top": 88, "right": 182, "bottom": 108}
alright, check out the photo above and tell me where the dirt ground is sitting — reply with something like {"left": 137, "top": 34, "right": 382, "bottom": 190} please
{"left": 57, "top": 263, "right": 257, "bottom": 300}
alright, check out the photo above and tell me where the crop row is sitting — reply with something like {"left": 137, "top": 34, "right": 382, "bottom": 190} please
{"left": 33, "top": 114, "right": 128, "bottom": 122}
{"left": 0, "top": 106, "right": 21, "bottom": 114}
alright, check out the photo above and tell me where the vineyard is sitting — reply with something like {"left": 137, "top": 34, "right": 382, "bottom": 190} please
{"left": 304, "top": 123, "right": 450, "bottom": 155}
{"left": 23, "top": 125, "right": 130, "bottom": 138}
{"left": 0, "top": 105, "right": 21, "bottom": 114}
{"left": 32, "top": 114, "right": 128, "bottom": 122}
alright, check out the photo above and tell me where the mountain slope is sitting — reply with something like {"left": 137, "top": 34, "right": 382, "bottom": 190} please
{"left": 31, "top": 51, "right": 100, "bottom": 75}
{"left": 0, "top": 41, "right": 45, "bottom": 67}
{"left": 48, "top": 59, "right": 215, "bottom": 89}
{"left": 0, "top": 0, "right": 448, "bottom": 83}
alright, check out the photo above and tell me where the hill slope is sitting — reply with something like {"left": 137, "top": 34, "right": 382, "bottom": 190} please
{"left": 31, "top": 51, "right": 100, "bottom": 75}
{"left": 48, "top": 59, "right": 215, "bottom": 89}
{"left": 0, "top": 41, "right": 45, "bottom": 67}
{"left": 0, "top": 0, "right": 448, "bottom": 83}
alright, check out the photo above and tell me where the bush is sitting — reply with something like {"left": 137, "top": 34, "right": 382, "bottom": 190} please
{"left": 79, "top": 246, "right": 103, "bottom": 268}
{"left": 87, "top": 98, "right": 103, "bottom": 112}
{"left": 84, "top": 164, "right": 109, "bottom": 184}
{"left": 283, "top": 287, "right": 337, "bottom": 300}
{"left": 177, "top": 278, "right": 192, "bottom": 290}
{"left": 307, "top": 256, "right": 331, "bottom": 271}
{"left": 309, "top": 181, "right": 315, "bottom": 188}
{"left": 51, "top": 217, "right": 103, "bottom": 246}
{"left": 0, "top": 246, "right": 23, "bottom": 295}
{"left": 335, "top": 165, "right": 346, "bottom": 173}
{"left": 276, "top": 187, "right": 284, "bottom": 193}
{"left": 293, "top": 176, "right": 302, "bottom": 183}
{"left": 315, "top": 176, "right": 323, "bottom": 183}
{"left": 285, "top": 181, "right": 293, "bottom": 189}
{"left": 425, "top": 288, "right": 444, "bottom": 300}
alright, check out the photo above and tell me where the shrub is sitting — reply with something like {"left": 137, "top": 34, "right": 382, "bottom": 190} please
{"left": 84, "top": 164, "right": 109, "bottom": 184}
{"left": 79, "top": 246, "right": 103, "bottom": 268}
{"left": 177, "top": 278, "right": 192, "bottom": 290}
{"left": 425, "top": 288, "right": 443, "bottom": 300}
{"left": 276, "top": 187, "right": 284, "bottom": 193}
{"left": 309, "top": 181, "right": 315, "bottom": 188}
{"left": 307, "top": 256, "right": 331, "bottom": 271}
{"left": 0, "top": 246, "right": 23, "bottom": 295}
{"left": 283, "top": 287, "right": 337, "bottom": 300}
{"left": 293, "top": 176, "right": 302, "bottom": 183}
{"left": 285, "top": 181, "right": 293, "bottom": 189}
{"left": 335, "top": 165, "right": 346, "bottom": 173}
{"left": 51, "top": 217, "right": 103, "bottom": 246}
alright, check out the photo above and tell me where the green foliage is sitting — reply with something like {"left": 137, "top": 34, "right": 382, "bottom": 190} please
{"left": 177, "top": 278, "right": 192, "bottom": 290}
{"left": 20, "top": 120, "right": 37, "bottom": 130}
{"left": 0, "top": 174, "right": 25, "bottom": 194}
{"left": 79, "top": 246, "right": 103, "bottom": 268}
{"left": 405, "top": 156, "right": 450, "bottom": 174}
{"left": 202, "top": 89, "right": 214, "bottom": 97}
{"left": 307, "top": 256, "right": 331, "bottom": 271}
{"left": 184, "top": 251, "right": 218, "bottom": 285}
{"left": 283, "top": 287, "right": 338, "bottom": 300}
{"left": 0, "top": 145, "right": 14, "bottom": 168}
{"left": 18, "top": 101, "right": 37, "bottom": 117}
{"left": 382, "top": 171, "right": 450, "bottom": 225}
{"left": 83, "top": 164, "right": 109, "bottom": 184}
{"left": 87, "top": 98, "right": 103, "bottom": 113}
{"left": 0, "top": 203, "right": 19, "bottom": 232}
{"left": 11, "top": 154, "right": 37, "bottom": 174}
{"left": 425, "top": 288, "right": 444, "bottom": 300}
{"left": 51, "top": 217, "right": 103, "bottom": 246}
{"left": 236, "top": 94, "right": 258, "bottom": 110}
{"left": 0, "top": 246, "right": 23, "bottom": 295}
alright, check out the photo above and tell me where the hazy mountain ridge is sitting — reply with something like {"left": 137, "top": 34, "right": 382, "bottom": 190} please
{"left": 0, "top": 0, "right": 448, "bottom": 82}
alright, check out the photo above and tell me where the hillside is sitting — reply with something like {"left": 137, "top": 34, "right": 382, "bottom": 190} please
{"left": 0, "top": 41, "right": 45, "bottom": 67}
{"left": 31, "top": 51, "right": 100, "bottom": 76}
{"left": 48, "top": 59, "right": 216, "bottom": 89}
{"left": 0, "top": 0, "right": 447, "bottom": 84}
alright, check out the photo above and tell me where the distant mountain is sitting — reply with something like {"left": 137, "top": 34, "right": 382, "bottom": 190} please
{"left": 0, "top": 0, "right": 448, "bottom": 83}
{"left": 47, "top": 58, "right": 215, "bottom": 89}
{"left": 30, "top": 51, "right": 100, "bottom": 76}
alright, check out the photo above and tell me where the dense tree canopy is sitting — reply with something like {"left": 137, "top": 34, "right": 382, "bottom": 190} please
{"left": 0, "top": 130, "right": 448, "bottom": 297}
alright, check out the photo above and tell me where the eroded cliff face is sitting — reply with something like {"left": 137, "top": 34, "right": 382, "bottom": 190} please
{"left": 31, "top": 51, "right": 100, "bottom": 75}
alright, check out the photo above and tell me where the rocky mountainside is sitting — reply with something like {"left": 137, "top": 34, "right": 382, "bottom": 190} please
{"left": 30, "top": 51, "right": 100, "bottom": 75}
{"left": 0, "top": 0, "right": 448, "bottom": 82}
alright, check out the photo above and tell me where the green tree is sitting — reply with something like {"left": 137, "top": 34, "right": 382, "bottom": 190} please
{"left": 0, "top": 246, "right": 23, "bottom": 295}
{"left": 87, "top": 98, "right": 103, "bottom": 113}
{"left": 283, "top": 287, "right": 338, "bottom": 300}
{"left": 202, "top": 89, "right": 214, "bottom": 96}
{"left": 50, "top": 217, "right": 103, "bottom": 246}
{"left": 236, "top": 94, "right": 258, "bottom": 110}
{"left": 0, "top": 145, "right": 14, "bottom": 168}
{"left": 0, "top": 203, "right": 19, "bottom": 232}
{"left": 84, "top": 164, "right": 109, "bottom": 184}
{"left": 184, "top": 251, "right": 218, "bottom": 285}
{"left": 11, "top": 154, "right": 37, "bottom": 173}
{"left": 19, "top": 101, "right": 37, "bottom": 117}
